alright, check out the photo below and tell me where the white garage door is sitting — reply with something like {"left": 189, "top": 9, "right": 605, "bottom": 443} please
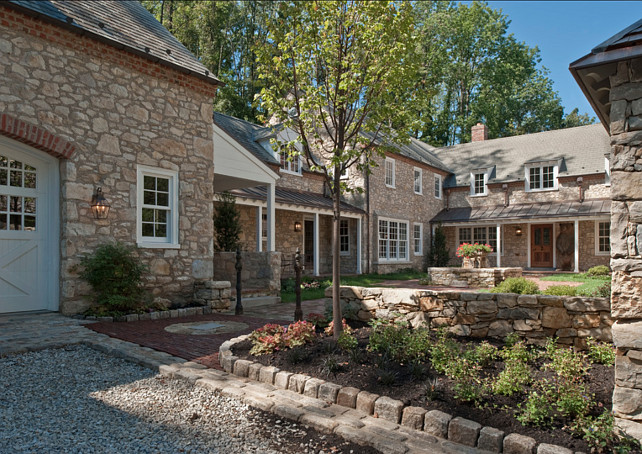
{"left": 0, "top": 136, "right": 59, "bottom": 313}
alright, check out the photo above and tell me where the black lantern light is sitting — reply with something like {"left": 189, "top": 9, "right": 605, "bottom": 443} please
{"left": 91, "top": 187, "right": 111, "bottom": 219}
{"left": 294, "top": 221, "right": 302, "bottom": 232}
{"left": 515, "top": 226, "right": 523, "bottom": 236}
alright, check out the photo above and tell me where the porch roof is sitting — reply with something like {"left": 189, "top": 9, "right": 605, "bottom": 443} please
{"left": 431, "top": 198, "right": 610, "bottom": 225}
{"left": 230, "top": 186, "right": 364, "bottom": 215}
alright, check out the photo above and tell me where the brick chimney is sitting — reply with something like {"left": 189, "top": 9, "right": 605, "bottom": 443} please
{"left": 471, "top": 123, "right": 488, "bottom": 142}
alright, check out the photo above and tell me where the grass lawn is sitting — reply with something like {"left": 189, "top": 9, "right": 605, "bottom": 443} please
{"left": 280, "top": 269, "right": 425, "bottom": 303}
{"left": 539, "top": 273, "right": 610, "bottom": 295}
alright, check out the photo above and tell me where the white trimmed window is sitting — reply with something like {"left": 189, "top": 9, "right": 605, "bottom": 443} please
{"left": 470, "top": 168, "right": 491, "bottom": 196}
{"left": 525, "top": 161, "right": 559, "bottom": 192}
{"left": 279, "top": 149, "right": 301, "bottom": 175}
{"left": 385, "top": 158, "right": 395, "bottom": 188}
{"left": 596, "top": 220, "right": 610, "bottom": 255}
{"left": 413, "top": 223, "right": 423, "bottom": 255}
{"left": 378, "top": 218, "right": 408, "bottom": 261}
{"left": 340, "top": 219, "right": 350, "bottom": 255}
{"left": 458, "top": 225, "right": 503, "bottom": 254}
{"left": 434, "top": 174, "right": 442, "bottom": 199}
{"left": 137, "top": 166, "right": 179, "bottom": 248}
{"left": 414, "top": 167, "right": 422, "bottom": 194}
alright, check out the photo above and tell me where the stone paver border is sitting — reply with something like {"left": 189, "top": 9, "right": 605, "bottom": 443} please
{"left": 221, "top": 335, "right": 584, "bottom": 454}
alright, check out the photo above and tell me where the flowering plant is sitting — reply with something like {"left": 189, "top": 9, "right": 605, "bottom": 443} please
{"left": 456, "top": 242, "right": 493, "bottom": 258}
{"left": 249, "top": 321, "right": 317, "bottom": 355}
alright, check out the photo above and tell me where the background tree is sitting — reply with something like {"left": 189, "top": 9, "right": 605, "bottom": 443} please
{"left": 255, "top": 0, "right": 419, "bottom": 338}
{"left": 426, "top": 224, "right": 449, "bottom": 268}
{"left": 213, "top": 192, "right": 242, "bottom": 252}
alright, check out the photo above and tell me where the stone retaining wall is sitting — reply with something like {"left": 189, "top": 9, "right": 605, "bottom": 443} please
{"left": 329, "top": 286, "right": 612, "bottom": 348}
{"left": 213, "top": 252, "right": 281, "bottom": 296}
{"left": 427, "top": 267, "right": 522, "bottom": 288}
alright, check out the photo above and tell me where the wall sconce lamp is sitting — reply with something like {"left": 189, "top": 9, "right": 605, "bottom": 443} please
{"left": 294, "top": 221, "right": 302, "bottom": 232}
{"left": 515, "top": 226, "right": 523, "bottom": 236}
{"left": 91, "top": 187, "right": 111, "bottom": 219}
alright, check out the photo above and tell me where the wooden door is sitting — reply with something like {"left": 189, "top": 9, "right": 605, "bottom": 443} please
{"left": 531, "top": 224, "right": 553, "bottom": 268}
{"left": 304, "top": 220, "right": 314, "bottom": 267}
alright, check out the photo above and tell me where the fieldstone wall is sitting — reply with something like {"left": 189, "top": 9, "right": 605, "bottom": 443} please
{"left": 606, "top": 59, "right": 642, "bottom": 438}
{"left": 427, "top": 267, "right": 522, "bottom": 288}
{"left": 329, "top": 286, "right": 612, "bottom": 349}
{"left": 193, "top": 280, "right": 231, "bottom": 311}
{"left": 213, "top": 251, "right": 281, "bottom": 296}
{"left": 0, "top": 7, "right": 218, "bottom": 314}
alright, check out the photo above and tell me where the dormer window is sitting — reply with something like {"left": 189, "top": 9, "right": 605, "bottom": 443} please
{"left": 279, "top": 150, "right": 301, "bottom": 175}
{"left": 470, "top": 168, "right": 491, "bottom": 196}
{"left": 525, "top": 160, "right": 559, "bottom": 192}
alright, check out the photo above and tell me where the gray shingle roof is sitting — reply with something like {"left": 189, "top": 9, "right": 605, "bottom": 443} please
{"left": 229, "top": 186, "right": 363, "bottom": 214}
{"left": 431, "top": 198, "right": 610, "bottom": 224}
{"left": 431, "top": 124, "right": 609, "bottom": 188}
{"left": 6, "top": 0, "right": 221, "bottom": 86}
{"left": 213, "top": 112, "right": 279, "bottom": 165}
{"left": 361, "top": 132, "right": 452, "bottom": 173}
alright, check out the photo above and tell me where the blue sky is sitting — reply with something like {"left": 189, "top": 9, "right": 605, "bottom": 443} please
{"left": 484, "top": 1, "right": 641, "bottom": 118}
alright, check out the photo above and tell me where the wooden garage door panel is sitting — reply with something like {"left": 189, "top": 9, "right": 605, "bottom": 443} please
{"left": 0, "top": 239, "right": 41, "bottom": 311}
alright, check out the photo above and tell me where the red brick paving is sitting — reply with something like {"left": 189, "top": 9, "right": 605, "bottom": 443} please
{"left": 87, "top": 313, "right": 290, "bottom": 370}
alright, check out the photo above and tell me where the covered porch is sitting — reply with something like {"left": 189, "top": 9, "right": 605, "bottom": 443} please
{"left": 431, "top": 199, "right": 611, "bottom": 272}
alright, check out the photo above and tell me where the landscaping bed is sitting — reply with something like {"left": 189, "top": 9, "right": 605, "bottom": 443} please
{"left": 232, "top": 321, "right": 636, "bottom": 452}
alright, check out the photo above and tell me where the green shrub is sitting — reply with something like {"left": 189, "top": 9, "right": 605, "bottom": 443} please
{"left": 493, "top": 341, "right": 532, "bottom": 396}
{"left": 518, "top": 385, "right": 554, "bottom": 427}
{"left": 572, "top": 410, "right": 641, "bottom": 453}
{"left": 590, "top": 281, "right": 611, "bottom": 298}
{"left": 75, "top": 242, "right": 147, "bottom": 314}
{"left": 542, "top": 285, "right": 577, "bottom": 296}
{"left": 586, "top": 265, "right": 610, "bottom": 276}
{"left": 430, "top": 328, "right": 460, "bottom": 374}
{"left": 586, "top": 337, "right": 615, "bottom": 365}
{"left": 368, "top": 318, "right": 431, "bottom": 364}
{"left": 337, "top": 330, "right": 358, "bottom": 351}
{"left": 213, "top": 191, "right": 241, "bottom": 251}
{"left": 471, "top": 341, "right": 498, "bottom": 367}
{"left": 490, "top": 277, "right": 540, "bottom": 295}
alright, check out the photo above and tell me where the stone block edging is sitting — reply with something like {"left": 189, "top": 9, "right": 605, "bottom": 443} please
{"left": 221, "top": 335, "right": 579, "bottom": 453}
{"left": 76, "top": 305, "right": 216, "bottom": 323}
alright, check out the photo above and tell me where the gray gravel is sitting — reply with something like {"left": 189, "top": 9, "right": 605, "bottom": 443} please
{"left": 0, "top": 345, "right": 357, "bottom": 454}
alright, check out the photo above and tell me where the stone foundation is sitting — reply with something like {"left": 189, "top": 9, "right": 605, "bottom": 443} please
{"left": 427, "top": 267, "right": 522, "bottom": 288}
{"left": 213, "top": 252, "right": 281, "bottom": 296}
{"left": 329, "top": 286, "right": 612, "bottom": 349}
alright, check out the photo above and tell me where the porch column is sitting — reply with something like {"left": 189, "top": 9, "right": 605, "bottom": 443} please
{"left": 256, "top": 207, "right": 262, "bottom": 252}
{"left": 356, "top": 217, "right": 362, "bottom": 274}
{"left": 313, "top": 212, "right": 320, "bottom": 276}
{"left": 574, "top": 219, "right": 579, "bottom": 273}
{"left": 496, "top": 223, "right": 501, "bottom": 268}
{"left": 266, "top": 183, "right": 275, "bottom": 252}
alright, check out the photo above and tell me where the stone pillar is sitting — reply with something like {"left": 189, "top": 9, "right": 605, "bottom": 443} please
{"left": 607, "top": 59, "right": 642, "bottom": 440}
{"left": 193, "top": 280, "right": 231, "bottom": 312}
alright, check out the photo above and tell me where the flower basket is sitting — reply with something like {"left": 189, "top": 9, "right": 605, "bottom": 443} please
{"left": 456, "top": 243, "right": 493, "bottom": 268}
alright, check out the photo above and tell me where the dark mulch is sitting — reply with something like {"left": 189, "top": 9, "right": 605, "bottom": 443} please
{"left": 233, "top": 325, "right": 616, "bottom": 452}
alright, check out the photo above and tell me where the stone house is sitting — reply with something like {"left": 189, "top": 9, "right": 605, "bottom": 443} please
{"left": 0, "top": 1, "right": 221, "bottom": 315}
{"left": 570, "top": 18, "right": 642, "bottom": 440}
{"left": 212, "top": 112, "right": 365, "bottom": 277}
{"left": 430, "top": 123, "right": 612, "bottom": 272}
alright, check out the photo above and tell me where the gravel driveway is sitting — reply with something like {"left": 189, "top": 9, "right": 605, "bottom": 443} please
{"left": 0, "top": 345, "right": 367, "bottom": 454}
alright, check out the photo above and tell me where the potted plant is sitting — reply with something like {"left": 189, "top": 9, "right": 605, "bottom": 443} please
{"left": 456, "top": 243, "right": 493, "bottom": 268}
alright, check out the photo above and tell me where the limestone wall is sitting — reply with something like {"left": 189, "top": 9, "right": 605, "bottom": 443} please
{"left": 330, "top": 286, "right": 612, "bottom": 349}
{"left": 213, "top": 251, "right": 281, "bottom": 296}
{"left": 427, "top": 267, "right": 522, "bottom": 288}
{"left": 605, "top": 59, "right": 642, "bottom": 437}
{"left": 0, "top": 6, "right": 217, "bottom": 314}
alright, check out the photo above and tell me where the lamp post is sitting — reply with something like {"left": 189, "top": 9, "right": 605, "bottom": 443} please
{"left": 235, "top": 246, "right": 243, "bottom": 315}
{"left": 294, "top": 247, "right": 303, "bottom": 321}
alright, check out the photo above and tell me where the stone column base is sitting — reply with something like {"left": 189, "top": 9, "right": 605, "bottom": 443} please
{"left": 193, "top": 280, "right": 231, "bottom": 312}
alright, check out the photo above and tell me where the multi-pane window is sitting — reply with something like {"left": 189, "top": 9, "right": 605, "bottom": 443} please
{"left": 340, "top": 219, "right": 350, "bottom": 255}
{"left": 378, "top": 219, "right": 408, "bottom": 261}
{"left": 413, "top": 223, "right": 422, "bottom": 255}
{"left": 414, "top": 168, "right": 422, "bottom": 194}
{"left": 434, "top": 174, "right": 442, "bottom": 199}
{"left": 280, "top": 150, "right": 300, "bottom": 174}
{"left": 596, "top": 221, "right": 610, "bottom": 254}
{"left": 0, "top": 155, "right": 37, "bottom": 231}
{"left": 472, "top": 172, "right": 486, "bottom": 195}
{"left": 385, "top": 158, "right": 395, "bottom": 188}
{"left": 137, "top": 166, "right": 178, "bottom": 247}
{"left": 458, "top": 226, "right": 502, "bottom": 254}
{"left": 526, "top": 164, "right": 557, "bottom": 191}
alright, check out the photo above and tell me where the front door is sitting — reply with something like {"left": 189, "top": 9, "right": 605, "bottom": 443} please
{"left": 531, "top": 224, "right": 553, "bottom": 268}
{"left": 304, "top": 220, "right": 314, "bottom": 268}
{"left": 0, "top": 137, "right": 58, "bottom": 313}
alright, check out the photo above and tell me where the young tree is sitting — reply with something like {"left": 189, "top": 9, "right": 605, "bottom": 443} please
{"left": 255, "top": 0, "right": 419, "bottom": 337}
{"left": 213, "top": 191, "right": 242, "bottom": 252}
{"left": 426, "top": 224, "right": 449, "bottom": 267}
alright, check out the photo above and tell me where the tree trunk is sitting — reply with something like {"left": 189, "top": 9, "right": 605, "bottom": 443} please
{"left": 332, "top": 167, "right": 343, "bottom": 339}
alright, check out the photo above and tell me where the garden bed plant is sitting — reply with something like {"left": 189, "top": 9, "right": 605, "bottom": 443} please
{"left": 233, "top": 316, "right": 639, "bottom": 453}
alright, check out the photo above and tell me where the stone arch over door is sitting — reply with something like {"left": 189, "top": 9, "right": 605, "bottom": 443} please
{"left": 0, "top": 114, "right": 76, "bottom": 160}
{"left": 0, "top": 131, "right": 61, "bottom": 313}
